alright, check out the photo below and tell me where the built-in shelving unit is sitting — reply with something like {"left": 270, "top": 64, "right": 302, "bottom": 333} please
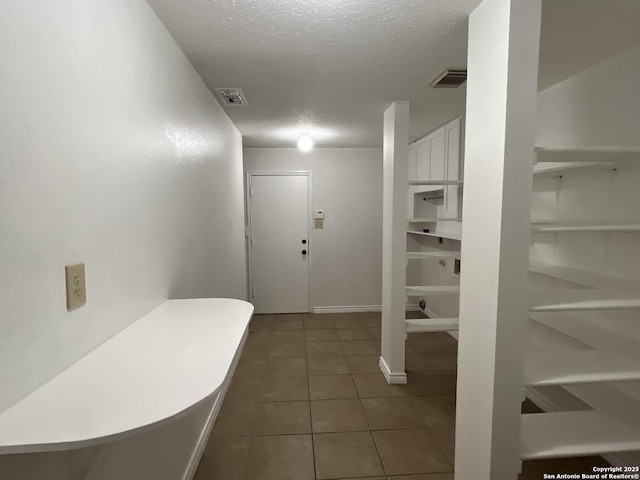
{"left": 408, "top": 217, "right": 462, "bottom": 223}
{"left": 520, "top": 145, "right": 640, "bottom": 465}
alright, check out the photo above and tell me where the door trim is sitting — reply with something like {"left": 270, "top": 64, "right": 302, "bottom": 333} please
{"left": 246, "top": 171, "right": 313, "bottom": 313}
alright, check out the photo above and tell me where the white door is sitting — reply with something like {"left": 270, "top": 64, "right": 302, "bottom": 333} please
{"left": 248, "top": 173, "right": 310, "bottom": 314}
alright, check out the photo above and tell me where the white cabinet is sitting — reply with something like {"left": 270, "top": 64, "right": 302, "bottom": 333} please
{"left": 409, "top": 117, "right": 463, "bottom": 219}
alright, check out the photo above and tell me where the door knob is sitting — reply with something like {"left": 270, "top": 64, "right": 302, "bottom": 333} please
{"left": 302, "top": 239, "right": 307, "bottom": 244}
{"left": 302, "top": 250, "right": 307, "bottom": 255}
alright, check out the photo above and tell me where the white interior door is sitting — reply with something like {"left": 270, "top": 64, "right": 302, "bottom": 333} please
{"left": 249, "top": 173, "right": 310, "bottom": 314}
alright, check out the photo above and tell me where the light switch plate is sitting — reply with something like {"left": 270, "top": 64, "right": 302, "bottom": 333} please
{"left": 65, "top": 263, "right": 86, "bottom": 311}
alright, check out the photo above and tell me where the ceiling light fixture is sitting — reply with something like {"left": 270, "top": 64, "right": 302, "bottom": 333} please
{"left": 297, "top": 135, "right": 314, "bottom": 152}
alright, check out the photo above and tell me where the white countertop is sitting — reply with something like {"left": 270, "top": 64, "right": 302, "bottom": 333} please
{"left": 0, "top": 298, "right": 254, "bottom": 454}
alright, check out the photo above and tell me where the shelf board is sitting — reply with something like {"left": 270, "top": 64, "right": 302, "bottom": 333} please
{"left": 406, "top": 285, "right": 460, "bottom": 296}
{"left": 520, "top": 410, "right": 640, "bottom": 460}
{"left": 0, "top": 299, "right": 254, "bottom": 454}
{"left": 531, "top": 221, "right": 640, "bottom": 233}
{"left": 533, "top": 161, "right": 618, "bottom": 177}
{"left": 530, "top": 289, "right": 640, "bottom": 312}
{"left": 408, "top": 218, "right": 462, "bottom": 223}
{"left": 408, "top": 180, "right": 463, "bottom": 186}
{"left": 529, "top": 261, "right": 640, "bottom": 292}
{"left": 407, "top": 251, "right": 461, "bottom": 260}
{"left": 523, "top": 350, "right": 640, "bottom": 387}
{"left": 407, "top": 230, "right": 462, "bottom": 241}
{"left": 530, "top": 312, "right": 640, "bottom": 362}
{"left": 534, "top": 146, "right": 640, "bottom": 164}
{"left": 405, "top": 318, "right": 459, "bottom": 333}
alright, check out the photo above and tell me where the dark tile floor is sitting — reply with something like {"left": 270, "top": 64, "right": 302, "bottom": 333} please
{"left": 194, "top": 312, "right": 607, "bottom": 480}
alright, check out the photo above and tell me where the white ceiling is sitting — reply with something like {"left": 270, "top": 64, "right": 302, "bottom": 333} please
{"left": 147, "top": 0, "right": 640, "bottom": 148}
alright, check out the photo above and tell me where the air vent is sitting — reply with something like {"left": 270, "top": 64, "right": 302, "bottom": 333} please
{"left": 430, "top": 69, "right": 467, "bottom": 88}
{"left": 215, "top": 88, "right": 249, "bottom": 107}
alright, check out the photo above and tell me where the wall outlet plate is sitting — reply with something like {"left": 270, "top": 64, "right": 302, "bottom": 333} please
{"left": 65, "top": 263, "right": 86, "bottom": 311}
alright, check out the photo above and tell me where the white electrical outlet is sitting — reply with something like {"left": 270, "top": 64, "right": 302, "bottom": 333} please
{"left": 65, "top": 263, "right": 86, "bottom": 311}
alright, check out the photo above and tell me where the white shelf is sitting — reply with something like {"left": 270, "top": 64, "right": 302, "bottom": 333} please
{"left": 529, "top": 261, "right": 640, "bottom": 292}
{"left": 408, "top": 218, "right": 462, "bottom": 223}
{"left": 523, "top": 350, "right": 640, "bottom": 387}
{"left": 530, "top": 289, "right": 640, "bottom": 312}
{"left": 520, "top": 410, "right": 640, "bottom": 460}
{"left": 531, "top": 221, "right": 640, "bottom": 233}
{"left": 533, "top": 161, "right": 617, "bottom": 177}
{"left": 534, "top": 146, "right": 640, "bottom": 164}
{"left": 407, "top": 251, "right": 461, "bottom": 260}
{"left": 407, "top": 230, "right": 462, "bottom": 241}
{"left": 0, "top": 298, "right": 254, "bottom": 455}
{"left": 408, "top": 180, "right": 463, "bottom": 186}
{"left": 405, "top": 317, "right": 459, "bottom": 333}
{"left": 406, "top": 285, "right": 460, "bottom": 296}
{"left": 530, "top": 312, "right": 640, "bottom": 362}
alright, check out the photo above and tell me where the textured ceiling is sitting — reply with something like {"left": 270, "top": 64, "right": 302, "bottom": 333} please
{"left": 147, "top": 0, "right": 640, "bottom": 148}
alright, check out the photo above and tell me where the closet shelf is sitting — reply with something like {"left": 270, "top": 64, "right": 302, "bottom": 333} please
{"left": 0, "top": 299, "right": 254, "bottom": 455}
{"left": 405, "top": 318, "right": 459, "bottom": 333}
{"left": 407, "top": 251, "right": 461, "bottom": 260}
{"left": 407, "top": 180, "right": 463, "bottom": 186}
{"left": 534, "top": 146, "right": 640, "bottom": 164}
{"left": 408, "top": 218, "right": 462, "bottom": 223}
{"left": 523, "top": 350, "right": 640, "bottom": 387}
{"left": 530, "top": 289, "right": 640, "bottom": 312}
{"left": 406, "top": 285, "right": 460, "bottom": 296}
{"left": 530, "top": 312, "right": 640, "bottom": 362}
{"left": 520, "top": 410, "right": 640, "bottom": 460}
{"left": 407, "top": 230, "right": 462, "bottom": 241}
{"left": 529, "top": 261, "right": 640, "bottom": 292}
{"left": 532, "top": 161, "right": 618, "bottom": 177}
{"left": 531, "top": 221, "right": 640, "bottom": 233}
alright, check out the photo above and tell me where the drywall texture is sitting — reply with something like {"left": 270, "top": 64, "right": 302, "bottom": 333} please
{"left": 244, "top": 148, "right": 383, "bottom": 310}
{"left": 0, "top": 0, "right": 245, "bottom": 477}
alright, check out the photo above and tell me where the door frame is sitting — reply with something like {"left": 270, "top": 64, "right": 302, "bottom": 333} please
{"left": 246, "top": 171, "right": 313, "bottom": 313}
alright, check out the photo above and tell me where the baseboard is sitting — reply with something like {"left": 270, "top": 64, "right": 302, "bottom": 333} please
{"left": 378, "top": 356, "right": 407, "bottom": 384}
{"left": 181, "top": 326, "right": 250, "bottom": 480}
{"left": 313, "top": 304, "right": 421, "bottom": 314}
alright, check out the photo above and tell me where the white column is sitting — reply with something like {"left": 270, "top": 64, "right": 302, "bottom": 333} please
{"left": 455, "top": 0, "right": 541, "bottom": 479}
{"left": 380, "top": 101, "right": 409, "bottom": 384}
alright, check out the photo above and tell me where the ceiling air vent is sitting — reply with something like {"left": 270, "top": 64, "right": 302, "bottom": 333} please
{"left": 430, "top": 69, "right": 468, "bottom": 88}
{"left": 215, "top": 88, "right": 249, "bottom": 107}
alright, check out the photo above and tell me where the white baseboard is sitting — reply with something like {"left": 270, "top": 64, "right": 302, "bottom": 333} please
{"left": 378, "top": 356, "right": 407, "bottom": 384}
{"left": 182, "top": 326, "right": 250, "bottom": 480}
{"left": 313, "top": 304, "right": 420, "bottom": 314}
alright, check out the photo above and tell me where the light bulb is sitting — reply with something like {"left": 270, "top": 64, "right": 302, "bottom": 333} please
{"left": 297, "top": 135, "right": 314, "bottom": 152}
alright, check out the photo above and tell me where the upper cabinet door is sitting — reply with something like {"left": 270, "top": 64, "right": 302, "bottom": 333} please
{"left": 445, "top": 118, "right": 461, "bottom": 181}
{"left": 429, "top": 128, "right": 446, "bottom": 181}
{"left": 416, "top": 137, "right": 431, "bottom": 180}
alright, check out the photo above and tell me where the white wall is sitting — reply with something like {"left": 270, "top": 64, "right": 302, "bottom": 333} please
{"left": 0, "top": 0, "right": 246, "bottom": 478}
{"left": 244, "top": 148, "right": 383, "bottom": 310}
{"left": 537, "top": 42, "right": 640, "bottom": 148}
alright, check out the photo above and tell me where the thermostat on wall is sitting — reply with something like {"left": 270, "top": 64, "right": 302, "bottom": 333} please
{"left": 313, "top": 210, "right": 325, "bottom": 220}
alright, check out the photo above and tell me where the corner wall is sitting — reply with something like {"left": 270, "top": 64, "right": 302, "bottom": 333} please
{"left": 243, "top": 148, "right": 383, "bottom": 311}
{"left": 0, "top": 0, "right": 246, "bottom": 478}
